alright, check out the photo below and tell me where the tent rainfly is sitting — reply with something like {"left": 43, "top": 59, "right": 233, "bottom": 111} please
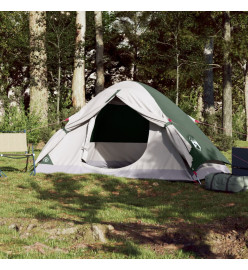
{"left": 36, "top": 81, "right": 230, "bottom": 181}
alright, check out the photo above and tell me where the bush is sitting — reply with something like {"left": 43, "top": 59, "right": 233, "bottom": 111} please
{"left": 210, "top": 133, "right": 234, "bottom": 152}
{"left": 232, "top": 105, "right": 246, "bottom": 141}
{"left": 198, "top": 112, "right": 234, "bottom": 151}
{"left": 0, "top": 104, "right": 45, "bottom": 144}
{"left": 0, "top": 102, "right": 77, "bottom": 145}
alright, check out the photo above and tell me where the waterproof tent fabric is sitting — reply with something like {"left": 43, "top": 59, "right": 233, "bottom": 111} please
{"left": 36, "top": 81, "right": 230, "bottom": 181}
{"left": 138, "top": 82, "right": 229, "bottom": 170}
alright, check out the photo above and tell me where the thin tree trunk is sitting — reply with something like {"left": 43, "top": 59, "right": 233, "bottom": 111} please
{"left": 29, "top": 11, "right": 48, "bottom": 123}
{"left": 174, "top": 27, "right": 180, "bottom": 107}
{"left": 222, "top": 11, "right": 232, "bottom": 137}
{"left": 196, "top": 90, "right": 203, "bottom": 121}
{"left": 133, "top": 46, "right": 138, "bottom": 81}
{"left": 94, "top": 11, "right": 105, "bottom": 94}
{"left": 244, "top": 64, "right": 248, "bottom": 141}
{"left": 133, "top": 12, "right": 138, "bottom": 81}
{"left": 203, "top": 37, "right": 215, "bottom": 115}
{"left": 57, "top": 60, "right": 61, "bottom": 124}
{"left": 175, "top": 53, "right": 180, "bottom": 106}
{"left": 72, "top": 11, "right": 86, "bottom": 109}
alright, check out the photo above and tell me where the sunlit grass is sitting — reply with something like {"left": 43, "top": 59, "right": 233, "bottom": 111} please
{"left": 0, "top": 143, "right": 248, "bottom": 258}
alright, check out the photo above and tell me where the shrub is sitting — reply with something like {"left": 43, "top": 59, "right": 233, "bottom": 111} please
{"left": 198, "top": 112, "right": 234, "bottom": 151}
{"left": 0, "top": 102, "right": 77, "bottom": 145}
{"left": 232, "top": 105, "right": 246, "bottom": 141}
{"left": 210, "top": 133, "right": 234, "bottom": 152}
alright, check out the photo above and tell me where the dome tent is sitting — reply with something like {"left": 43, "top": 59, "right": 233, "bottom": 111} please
{"left": 36, "top": 81, "right": 230, "bottom": 181}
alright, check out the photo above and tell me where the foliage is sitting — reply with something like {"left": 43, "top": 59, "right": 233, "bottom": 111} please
{"left": 179, "top": 89, "right": 199, "bottom": 118}
{"left": 0, "top": 100, "right": 76, "bottom": 144}
{"left": 212, "top": 133, "right": 234, "bottom": 152}
{"left": 198, "top": 112, "right": 234, "bottom": 151}
{"left": 46, "top": 11, "right": 76, "bottom": 109}
{"left": 0, "top": 12, "right": 29, "bottom": 100}
{"left": 1, "top": 11, "right": 248, "bottom": 143}
{"left": 0, "top": 102, "right": 49, "bottom": 144}
{"left": 138, "top": 11, "right": 206, "bottom": 102}
{"left": 232, "top": 105, "right": 246, "bottom": 141}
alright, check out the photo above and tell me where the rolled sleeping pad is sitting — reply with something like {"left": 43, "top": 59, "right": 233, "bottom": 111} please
{"left": 205, "top": 173, "right": 248, "bottom": 193}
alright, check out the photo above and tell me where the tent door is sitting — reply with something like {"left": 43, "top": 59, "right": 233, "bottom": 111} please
{"left": 84, "top": 98, "right": 149, "bottom": 169}
{"left": 81, "top": 115, "right": 97, "bottom": 162}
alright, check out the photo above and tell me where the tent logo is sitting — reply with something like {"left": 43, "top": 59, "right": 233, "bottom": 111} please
{"left": 188, "top": 136, "right": 201, "bottom": 151}
{"left": 43, "top": 157, "right": 49, "bottom": 163}
{"left": 40, "top": 155, "right": 53, "bottom": 165}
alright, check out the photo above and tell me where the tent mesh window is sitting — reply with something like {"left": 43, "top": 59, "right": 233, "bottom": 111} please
{"left": 90, "top": 104, "right": 149, "bottom": 143}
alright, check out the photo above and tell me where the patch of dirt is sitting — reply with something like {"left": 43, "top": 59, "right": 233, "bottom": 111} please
{"left": 1, "top": 216, "right": 248, "bottom": 258}
{"left": 108, "top": 217, "right": 248, "bottom": 258}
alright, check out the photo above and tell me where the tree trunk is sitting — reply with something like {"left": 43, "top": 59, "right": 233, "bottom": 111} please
{"left": 72, "top": 11, "right": 86, "bottom": 109}
{"left": 133, "top": 45, "right": 138, "bottom": 81}
{"left": 196, "top": 89, "right": 203, "bottom": 121}
{"left": 29, "top": 11, "right": 48, "bottom": 123}
{"left": 175, "top": 53, "right": 180, "bottom": 106}
{"left": 94, "top": 11, "right": 105, "bottom": 95}
{"left": 222, "top": 11, "right": 232, "bottom": 137}
{"left": 203, "top": 37, "right": 215, "bottom": 115}
{"left": 57, "top": 61, "right": 61, "bottom": 124}
{"left": 132, "top": 12, "right": 138, "bottom": 81}
{"left": 244, "top": 64, "right": 248, "bottom": 141}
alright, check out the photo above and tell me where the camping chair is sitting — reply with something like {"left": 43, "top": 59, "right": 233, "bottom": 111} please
{"left": 0, "top": 131, "right": 36, "bottom": 177}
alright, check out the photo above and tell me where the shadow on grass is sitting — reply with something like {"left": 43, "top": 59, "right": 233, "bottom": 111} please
{"left": 0, "top": 167, "right": 21, "bottom": 172}
{"left": 100, "top": 222, "right": 211, "bottom": 258}
{"left": 26, "top": 173, "right": 248, "bottom": 258}
{"left": 28, "top": 174, "right": 105, "bottom": 223}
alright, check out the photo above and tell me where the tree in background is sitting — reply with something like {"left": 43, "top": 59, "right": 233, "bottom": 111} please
{"left": 0, "top": 12, "right": 29, "bottom": 108}
{"left": 94, "top": 11, "right": 105, "bottom": 94}
{"left": 140, "top": 11, "right": 204, "bottom": 110}
{"left": 203, "top": 37, "right": 215, "bottom": 115}
{"left": 231, "top": 12, "right": 248, "bottom": 141}
{"left": 46, "top": 11, "right": 76, "bottom": 123}
{"left": 112, "top": 11, "right": 150, "bottom": 82}
{"left": 2, "top": 11, "right": 248, "bottom": 144}
{"left": 72, "top": 11, "right": 86, "bottom": 109}
{"left": 29, "top": 11, "right": 48, "bottom": 123}
{"left": 222, "top": 11, "right": 232, "bottom": 137}
{"left": 84, "top": 11, "right": 136, "bottom": 95}
{"left": 195, "top": 12, "right": 222, "bottom": 130}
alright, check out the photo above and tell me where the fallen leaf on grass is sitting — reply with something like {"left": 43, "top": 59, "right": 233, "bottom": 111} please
{"left": 24, "top": 242, "right": 51, "bottom": 254}
{"left": 163, "top": 243, "right": 184, "bottom": 250}
{"left": 56, "top": 179, "right": 64, "bottom": 183}
{"left": 171, "top": 191, "right": 182, "bottom": 196}
{"left": 169, "top": 217, "right": 186, "bottom": 223}
{"left": 224, "top": 203, "right": 235, "bottom": 207}
{"left": 24, "top": 242, "right": 68, "bottom": 254}
{"left": 152, "top": 182, "right": 159, "bottom": 187}
{"left": 71, "top": 243, "right": 88, "bottom": 250}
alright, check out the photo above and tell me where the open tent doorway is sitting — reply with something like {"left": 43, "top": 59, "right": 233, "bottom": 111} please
{"left": 85, "top": 97, "right": 150, "bottom": 168}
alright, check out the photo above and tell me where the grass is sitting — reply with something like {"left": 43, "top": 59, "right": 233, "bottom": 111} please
{"left": 0, "top": 141, "right": 248, "bottom": 259}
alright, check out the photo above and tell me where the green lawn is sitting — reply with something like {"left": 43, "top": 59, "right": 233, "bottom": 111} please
{"left": 0, "top": 142, "right": 248, "bottom": 259}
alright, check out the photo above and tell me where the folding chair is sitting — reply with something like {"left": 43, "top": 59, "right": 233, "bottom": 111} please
{"left": 0, "top": 131, "right": 36, "bottom": 177}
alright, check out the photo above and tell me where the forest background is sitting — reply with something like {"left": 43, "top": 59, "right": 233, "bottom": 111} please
{"left": 1, "top": 10, "right": 248, "bottom": 151}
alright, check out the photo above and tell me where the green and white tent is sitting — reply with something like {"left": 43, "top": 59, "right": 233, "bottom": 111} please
{"left": 36, "top": 81, "right": 230, "bottom": 181}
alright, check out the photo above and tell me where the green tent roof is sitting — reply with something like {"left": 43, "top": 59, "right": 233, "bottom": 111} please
{"left": 139, "top": 82, "right": 230, "bottom": 171}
